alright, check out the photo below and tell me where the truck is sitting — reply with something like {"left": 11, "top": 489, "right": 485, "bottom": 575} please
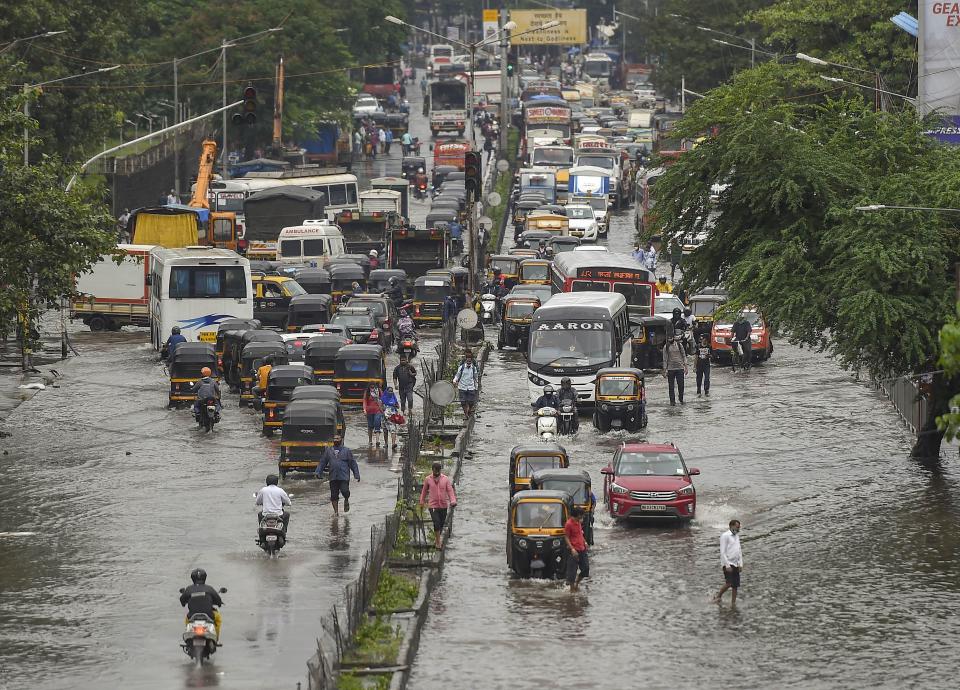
{"left": 621, "top": 63, "right": 654, "bottom": 90}
{"left": 71, "top": 244, "right": 154, "bottom": 331}
{"left": 302, "top": 122, "right": 352, "bottom": 167}
{"left": 242, "top": 186, "right": 327, "bottom": 260}
{"left": 362, "top": 65, "right": 399, "bottom": 97}
{"left": 428, "top": 80, "right": 468, "bottom": 137}
{"left": 334, "top": 209, "right": 401, "bottom": 256}
{"left": 471, "top": 70, "right": 503, "bottom": 107}
{"left": 388, "top": 225, "right": 449, "bottom": 279}
{"left": 358, "top": 189, "right": 403, "bottom": 216}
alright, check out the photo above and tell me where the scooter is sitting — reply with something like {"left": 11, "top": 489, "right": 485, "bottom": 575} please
{"left": 196, "top": 397, "right": 219, "bottom": 432}
{"left": 179, "top": 588, "right": 226, "bottom": 666}
{"left": 479, "top": 293, "right": 498, "bottom": 325}
{"left": 397, "top": 333, "right": 419, "bottom": 359}
{"left": 536, "top": 407, "right": 558, "bottom": 442}
{"left": 257, "top": 512, "right": 287, "bottom": 557}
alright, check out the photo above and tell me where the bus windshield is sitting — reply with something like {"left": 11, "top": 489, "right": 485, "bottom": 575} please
{"left": 169, "top": 266, "right": 246, "bottom": 299}
{"left": 577, "top": 155, "right": 614, "bottom": 170}
{"left": 532, "top": 149, "right": 573, "bottom": 166}
{"left": 215, "top": 192, "right": 244, "bottom": 213}
{"left": 529, "top": 323, "right": 613, "bottom": 366}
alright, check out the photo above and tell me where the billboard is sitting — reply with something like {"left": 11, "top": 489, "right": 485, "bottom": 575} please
{"left": 918, "top": 4, "right": 960, "bottom": 115}
{"left": 483, "top": 9, "right": 499, "bottom": 43}
{"left": 509, "top": 9, "right": 587, "bottom": 46}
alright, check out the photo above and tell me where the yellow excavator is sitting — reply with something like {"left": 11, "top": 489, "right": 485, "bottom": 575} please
{"left": 190, "top": 138, "right": 238, "bottom": 251}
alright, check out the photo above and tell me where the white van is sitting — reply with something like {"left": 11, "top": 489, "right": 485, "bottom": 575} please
{"left": 276, "top": 221, "right": 346, "bottom": 266}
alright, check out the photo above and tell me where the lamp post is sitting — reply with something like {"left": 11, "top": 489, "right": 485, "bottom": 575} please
{"left": 797, "top": 53, "right": 888, "bottom": 110}
{"left": 135, "top": 112, "right": 154, "bottom": 134}
{"left": 0, "top": 29, "right": 66, "bottom": 54}
{"left": 695, "top": 25, "right": 757, "bottom": 67}
{"left": 23, "top": 65, "right": 119, "bottom": 166}
{"left": 818, "top": 76, "right": 916, "bottom": 106}
{"left": 125, "top": 119, "right": 138, "bottom": 141}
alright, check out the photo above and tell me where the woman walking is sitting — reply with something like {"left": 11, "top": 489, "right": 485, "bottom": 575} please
{"left": 362, "top": 381, "right": 386, "bottom": 447}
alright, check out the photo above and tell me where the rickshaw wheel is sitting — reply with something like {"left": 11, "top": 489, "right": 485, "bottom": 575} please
{"left": 278, "top": 467, "right": 287, "bottom": 479}
{"left": 593, "top": 412, "right": 610, "bottom": 433}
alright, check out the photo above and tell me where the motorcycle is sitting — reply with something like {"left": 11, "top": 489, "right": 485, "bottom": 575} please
{"left": 414, "top": 180, "right": 428, "bottom": 200}
{"left": 196, "top": 398, "right": 219, "bottom": 432}
{"left": 397, "top": 333, "right": 419, "bottom": 359}
{"left": 179, "top": 588, "right": 226, "bottom": 666}
{"left": 479, "top": 293, "right": 498, "bottom": 325}
{"left": 557, "top": 402, "right": 578, "bottom": 436}
{"left": 257, "top": 511, "right": 287, "bottom": 557}
{"left": 536, "top": 407, "right": 558, "bottom": 442}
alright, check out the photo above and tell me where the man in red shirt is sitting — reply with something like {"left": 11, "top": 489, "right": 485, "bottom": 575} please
{"left": 564, "top": 506, "right": 589, "bottom": 593}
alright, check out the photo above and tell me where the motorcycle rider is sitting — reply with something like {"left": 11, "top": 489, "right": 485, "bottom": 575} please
{"left": 531, "top": 384, "right": 559, "bottom": 410}
{"left": 384, "top": 276, "right": 404, "bottom": 307}
{"left": 671, "top": 308, "right": 694, "bottom": 354}
{"left": 537, "top": 240, "right": 549, "bottom": 259}
{"left": 397, "top": 309, "right": 417, "bottom": 341}
{"left": 255, "top": 473, "right": 291, "bottom": 533}
{"left": 163, "top": 326, "right": 186, "bottom": 359}
{"left": 731, "top": 314, "right": 753, "bottom": 369}
{"left": 671, "top": 307, "right": 688, "bottom": 333}
{"left": 683, "top": 307, "right": 695, "bottom": 330}
{"left": 414, "top": 167, "right": 429, "bottom": 199}
{"left": 557, "top": 377, "right": 579, "bottom": 432}
{"left": 191, "top": 367, "right": 221, "bottom": 421}
{"left": 656, "top": 275, "right": 672, "bottom": 294}
{"left": 179, "top": 568, "right": 223, "bottom": 639}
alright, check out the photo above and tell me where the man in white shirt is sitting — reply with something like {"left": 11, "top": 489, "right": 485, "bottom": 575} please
{"left": 714, "top": 519, "right": 743, "bottom": 605}
{"left": 255, "top": 474, "right": 291, "bottom": 532}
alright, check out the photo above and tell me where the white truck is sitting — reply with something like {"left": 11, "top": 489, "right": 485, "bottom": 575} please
{"left": 71, "top": 244, "right": 154, "bottom": 331}
{"left": 429, "top": 80, "right": 468, "bottom": 137}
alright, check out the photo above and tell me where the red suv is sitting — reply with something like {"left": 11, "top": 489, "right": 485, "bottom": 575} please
{"left": 601, "top": 442, "right": 700, "bottom": 521}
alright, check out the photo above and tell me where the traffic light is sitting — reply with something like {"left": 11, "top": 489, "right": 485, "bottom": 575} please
{"left": 464, "top": 150, "right": 482, "bottom": 200}
{"left": 232, "top": 85, "right": 257, "bottom": 126}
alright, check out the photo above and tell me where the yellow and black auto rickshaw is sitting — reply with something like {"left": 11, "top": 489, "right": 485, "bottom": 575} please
{"left": 488, "top": 255, "right": 521, "bottom": 289}
{"left": 329, "top": 263, "right": 367, "bottom": 308}
{"left": 286, "top": 294, "right": 334, "bottom": 332}
{"left": 167, "top": 342, "right": 219, "bottom": 408}
{"left": 689, "top": 293, "right": 727, "bottom": 342}
{"left": 518, "top": 258, "right": 551, "bottom": 286}
{"left": 507, "top": 490, "right": 574, "bottom": 579}
{"left": 237, "top": 340, "right": 288, "bottom": 405}
{"left": 449, "top": 266, "right": 470, "bottom": 296}
{"left": 593, "top": 367, "right": 647, "bottom": 432}
{"left": 333, "top": 344, "right": 386, "bottom": 405}
{"left": 497, "top": 295, "right": 539, "bottom": 350}
{"left": 303, "top": 334, "right": 350, "bottom": 385}
{"left": 509, "top": 444, "right": 569, "bottom": 496}
{"left": 412, "top": 275, "right": 452, "bottom": 326}
{"left": 215, "top": 319, "right": 260, "bottom": 360}
{"left": 219, "top": 321, "right": 261, "bottom": 389}
{"left": 293, "top": 268, "right": 331, "bottom": 295}
{"left": 256, "top": 364, "right": 315, "bottom": 436}
{"left": 290, "top": 384, "right": 345, "bottom": 435}
{"left": 530, "top": 468, "right": 595, "bottom": 545}
{"left": 278, "top": 399, "right": 338, "bottom": 478}
{"left": 630, "top": 315, "right": 674, "bottom": 371}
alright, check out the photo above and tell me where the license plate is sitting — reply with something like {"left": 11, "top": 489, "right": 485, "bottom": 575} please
{"left": 640, "top": 504, "right": 666, "bottom": 511}
{"left": 716, "top": 337, "right": 726, "bottom": 344}
{"left": 530, "top": 559, "right": 545, "bottom": 569}
{"left": 198, "top": 331, "right": 216, "bottom": 343}
{"left": 266, "top": 535, "right": 277, "bottom": 541}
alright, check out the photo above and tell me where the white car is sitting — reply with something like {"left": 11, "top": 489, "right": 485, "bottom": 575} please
{"left": 654, "top": 293, "right": 685, "bottom": 320}
{"left": 565, "top": 204, "right": 599, "bottom": 241}
{"left": 572, "top": 245, "right": 608, "bottom": 252}
{"left": 352, "top": 95, "right": 381, "bottom": 118}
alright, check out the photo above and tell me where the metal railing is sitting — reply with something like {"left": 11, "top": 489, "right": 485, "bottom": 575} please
{"left": 876, "top": 375, "right": 928, "bottom": 435}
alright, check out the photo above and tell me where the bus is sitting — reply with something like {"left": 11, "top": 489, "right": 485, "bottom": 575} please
{"left": 526, "top": 292, "right": 630, "bottom": 403}
{"left": 149, "top": 247, "right": 253, "bottom": 350}
{"left": 550, "top": 251, "right": 654, "bottom": 318}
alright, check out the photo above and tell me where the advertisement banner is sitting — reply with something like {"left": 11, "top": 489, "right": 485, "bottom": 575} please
{"left": 446, "top": 26, "right": 460, "bottom": 42}
{"left": 483, "top": 9, "right": 499, "bottom": 43}
{"left": 919, "top": 3, "right": 960, "bottom": 115}
{"left": 509, "top": 9, "right": 587, "bottom": 46}
{"left": 924, "top": 114, "right": 960, "bottom": 144}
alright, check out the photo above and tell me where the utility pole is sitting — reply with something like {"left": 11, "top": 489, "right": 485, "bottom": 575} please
{"left": 750, "top": 37, "right": 756, "bottom": 68}
{"left": 22, "top": 83, "right": 29, "bottom": 166}
{"left": 499, "top": 6, "right": 510, "bottom": 155}
{"left": 221, "top": 38, "right": 229, "bottom": 179}
{"left": 681, "top": 74, "right": 685, "bottom": 113}
{"left": 173, "top": 57, "right": 180, "bottom": 196}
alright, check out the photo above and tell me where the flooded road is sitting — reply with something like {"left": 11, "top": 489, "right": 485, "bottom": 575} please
{"left": 0, "top": 329, "right": 433, "bottom": 689}
{"left": 408, "top": 211, "right": 960, "bottom": 687}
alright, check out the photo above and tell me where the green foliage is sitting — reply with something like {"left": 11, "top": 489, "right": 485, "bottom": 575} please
{"left": 938, "top": 314, "right": 960, "bottom": 441}
{"left": 371, "top": 568, "right": 419, "bottom": 612}
{"left": 338, "top": 672, "right": 392, "bottom": 690}
{"left": 343, "top": 616, "right": 402, "bottom": 665}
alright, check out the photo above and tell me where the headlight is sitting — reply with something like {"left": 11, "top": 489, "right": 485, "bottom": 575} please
{"left": 626, "top": 404, "right": 635, "bottom": 411}
{"left": 517, "top": 538, "right": 528, "bottom": 549}
{"left": 528, "top": 373, "right": 548, "bottom": 386}
{"left": 611, "top": 482, "right": 628, "bottom": 495}
{"left": 678, "top": 485, "right": 695, "bottom": 497}
{"left": 601, "top": 403, "right": 609, "bottom": 411}
{"left": 552, "top": 539, "right": 561, "bottom": 547}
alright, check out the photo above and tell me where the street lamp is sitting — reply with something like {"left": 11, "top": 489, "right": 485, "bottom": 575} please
{"left": 0, "top": 29, "right": 66, "bottom": 54}
{"left": 22, "top": 65, "right": 120, "bottom": 166}
{"left": 695, "top": 25, "right": 758, "bottom": 67}
{"left": 818, "top": 75, "right": 916, "bottom": 105}
{"left": 797, "top": 53, "right": 891, "bottom": 111}
{"left": 125, "top": 118, "right": 138, "bottom": 141}
{"left": 710, "top": 39, "right": 777, "bottom": 59}
{"left": 135, "top": 112, "right": 155, "bottom": 134}
{"left": 855, "top": 204, "right": 960, "bottom": 213}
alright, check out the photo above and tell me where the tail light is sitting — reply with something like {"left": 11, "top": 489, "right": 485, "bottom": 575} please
{"left": 369, "top": 330, "right": 379, "bottom": 340}
{"left": 414, "top": 305, "right": 421, "bottom": 316}
{"left": 238, "top": 238, "right": 248, "bottom": 250}
{"left": 193, "top": 625, "right": 207, "bottom": 635}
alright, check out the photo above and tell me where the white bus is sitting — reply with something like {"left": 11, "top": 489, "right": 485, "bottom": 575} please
{"left": 526, "top": 292, "right": 630, "bottom": 403}
{"left": 149, "top": 246, "right": 253, "bottom": 349}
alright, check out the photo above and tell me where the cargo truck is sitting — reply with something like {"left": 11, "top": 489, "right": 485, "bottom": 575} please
{"left": 71, "top": 244, "right": 154, "bottom": 331}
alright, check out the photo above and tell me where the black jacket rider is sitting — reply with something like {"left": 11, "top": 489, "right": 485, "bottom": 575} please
{"left": 557, "top": 386, "right": 577, "bottom": 407}
{"left": 532, "top": 392, "right": 559, "bottom": 410}
{"left": 180, "top": 583, "right": 223, "bottom": 618}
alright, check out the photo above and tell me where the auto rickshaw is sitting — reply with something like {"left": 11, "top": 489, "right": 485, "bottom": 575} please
{"left": 218, "top": 321, "right": 261, "bottom": 388}
{"left": 368, "top": 268, "right": 408, "bottom": 295}
{"left": 509, "top": 444, "right": 569, "bottom": 496}
{"left": 401, "top": 156, "right": 427, "bottom": 182}
{"left": 412, "top": 275, "right": 452, "bottom": 325}
{"left": 548, "top": 236, "right": 581, "bottom": 253}
{"left": 293, "top": 268, "right": 331, "bottom": 295}
{"left": 509, "top": 248, "right": 538, "bottom": 259}
{"left": 237, "top": 341, "right": 288, "bottom": 404}
{"left": 513, "top": 199, "right": 542, "bottom": 240}
{"left": 278, "top": 399, "right": 338, "bottom": 477}
{"left": 432, "top": 164, "right": 457, "bottom": 189}
{"left": 518, "top": 259, "right": 551, "bottom": 286}
{"left": 333, "top": 344, "right": 386, "bottom": 405}
{"left": 167, "top": 343, "right": 219, "bottom": 408}
{"left": 517, "top": 229, "right": 554, "bottom": 249}
{"left": 304, "top": 334, "right": 351, "bottom": 385}
{"left": 530, "top": 468, "right": 595, "bottom": 544}
{"left": 448, "top": 266, "right": 470, "bottom": 296}
{"left": 592, "top": 367, "right": 647, "bottom": 432}
{"left": 289, "top": 384, "right": 345, "bottom": 435}
{"left": 506, "top": 490, "right": 574, "bottom": 578}
{"left": 630, "top": 316, "right": 673, "bottom": 371}
{"left": 488, "top": 255, "right": 521, "bottom": 289}
{"left": 215, "top": 319, "right": 260, "bottom": 360}
{"left": 689, "top": 293, "right": 727, "bottom": 341}
{"left": 329, "top": 263, "right": 367, "bottom": 307}
{"left": 425, "top": 209, "right": 459, "bottom": 233}
{"left": 498, "top": 295, "right": 539, "bottom": 350}
{"left": 286, "top": 294, "right": 334, "bottom": 332}
{"left": 257, "top": 364, "right": 315, "bottom": 436}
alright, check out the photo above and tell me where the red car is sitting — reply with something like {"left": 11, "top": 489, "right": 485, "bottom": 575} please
{"left": 601, "top": 442, "right": 700, "bottom": 521}
{"left": 710, "top": 308, "right": 773, "bottom": 363}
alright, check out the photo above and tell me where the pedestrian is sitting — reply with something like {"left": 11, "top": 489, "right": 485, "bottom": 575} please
{"left": 442, "top": 294, "right": 458, "bottom": 322}
{"left": 695, "top": 333, "right": 711, "bottom": 396}
{"left": 564, "top": 506, "right": 589, "bottom": 593}
{"left": 384, "top": 128, "right": 393, "bottom": 155}
{"left": 370, "top": 129, "right": 380, "bottom": 159}
{"left": 731, "top": 315, "right": 753, "bottom": 370}
{"left": 453, "top": 349, "right": 480, "bottom": 418}
{"left": 315, "top": 435, "right": 360, "bottom": 516}
{"left": 362, "top": 381, "right": 386, "bottom": 447}
{"left": 353, "top": 130, "right": 363, "bottom": 157}
{"left": 632, "top": 244, "right": 645, "bottom": 264}
{"left": 167, "top": 189, "right": 178, "bottom": 205}
{"left": 448, "top": 220, "right": 463, "bottom": 254}
{"left": 378, "top": 127, "right": 387, "bottom": 154}
{"left": 669, "top": 240, "right": 683, "bottom": 281}
{"left": 662, "top": 333, "right": 688, "bottom": 406}
{"left": 393, "top": 355, "right": 418, "bottom": 416}
{"left": 380, "top": 385, "right": 400, "bottom": 451}
{"left": 644, "top": 241, "right": 657, "bottom": 272}
{"left": 401, "top": 131, "right": 413, "bottom": 156}
{"left": 419, "top": 460, "right": 457, "bottom": 549}
{"left": 158, "top": 190, "right": 168, "bottom": 205}
{"left": 714, "top": 519, "right": 743, "bottom": 605}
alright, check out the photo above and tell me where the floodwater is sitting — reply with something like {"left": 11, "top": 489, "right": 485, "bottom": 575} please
{"left": 0, "top": 328, "right": 431, "bottom": 689}
{"left": 408, "top": 210, "right": 960, "bottom": 687}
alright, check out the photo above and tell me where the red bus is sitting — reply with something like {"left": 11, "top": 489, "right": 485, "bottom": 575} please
{"left": 550, "top": 251, "right": 655, "bottom": 318}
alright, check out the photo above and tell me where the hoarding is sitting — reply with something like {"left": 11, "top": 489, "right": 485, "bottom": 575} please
{"left": 509, "top": 9, "right": 587, "bottom": 46}
{"left": 918, "top": 3, "right": 960, "bottom": 115}
{"left": 483, "top": 9, "right": 499, "bottom": 42}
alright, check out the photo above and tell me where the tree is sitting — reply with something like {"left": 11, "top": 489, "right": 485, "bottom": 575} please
{"left": 938, "top": 313, "right": 960, "bottom": 443}
{"left": 653, "top": 63, "right": 960, "bottom": 458}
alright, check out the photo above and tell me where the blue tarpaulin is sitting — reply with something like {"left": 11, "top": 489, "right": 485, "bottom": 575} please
{"left": 890, "top": 12, "right": 918, "bottom": 37}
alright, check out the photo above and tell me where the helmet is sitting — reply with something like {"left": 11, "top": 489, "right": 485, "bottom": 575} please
{"left": 200, "top": 366, "right": 212, "bottom": 377}
{"left": 266, "top": 474, "right": 279, "bottom": 486}
{"left": 560, "top": 376, "right": 572, "bottom": 387}
{"left": 172, "top": 326, "right": 181, "bottom": 335}
{"left": 369, "top": 249, "right": 378, "bottom": 258}
{"left": 684, "top": 308, "right": 692, "bottom": 317}
{"left": 659, "top": 276, "right": 668, "bottom": 283}
{"left": 492, "top": 267, "right": 502, "bottom": 275}
{"left": 543, "top": 384, "right": 555, "bottom": 394}
{"left": 673, "top": 308, "right": 682, "bottom": 317}
{"left": 263, "top": 355, "right": 274, "bottom": 366}
{"left": 539, "top": 240, "right": 546, "bottom": 247}
{"left": 190, "top": 568, "right": 207, "bottom": 584}
{"left": 389, "top": 276, "right": 399, "bottom": 286}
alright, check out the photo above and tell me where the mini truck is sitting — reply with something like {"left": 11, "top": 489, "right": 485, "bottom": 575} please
{"left": 388, "top": 224, "right": 449, "bottom": 280}
{"left": 72, "top": 244, "right": 153, "bottom": 331}
{"left": 334, "top": 209, "right": 400, "bottom": 257}
{"left": 429, "top": 80, "right": 468, "bottom": 137}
